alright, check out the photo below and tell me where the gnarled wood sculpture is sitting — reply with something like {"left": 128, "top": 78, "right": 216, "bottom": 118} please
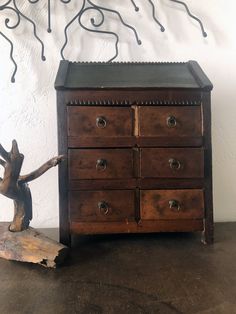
{"left": 0, "top": 140, "right": 64, "bottom": 232}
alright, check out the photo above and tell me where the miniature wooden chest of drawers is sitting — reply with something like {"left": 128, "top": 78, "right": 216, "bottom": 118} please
{"left": 55, "top": 61, "right": 213, "bottom": 246}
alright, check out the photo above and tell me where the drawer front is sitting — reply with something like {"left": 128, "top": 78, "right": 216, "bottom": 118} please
{"left": 141, "top": 148, "right": 204, "bottom": 178}
{"left": 68, "top": 106, "right": 133, "bottom": 137}
{"left": 140, "top": 189, "right": 204, "bottom": 220}
{"left": 139, "top": 106, "right": 202, "bottom": 137}
{"left": 69, "top": 149, "right": 134, "bottom": 179}
{"left": 69, "top": 190, "right": 135, "bottom": 222}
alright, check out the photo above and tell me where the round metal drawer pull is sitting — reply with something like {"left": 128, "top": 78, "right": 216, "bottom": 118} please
{"left": 98, "top": 201, "right": 110, "bottom": 215}
{"left": 169, "top": 199, "right": 181, "bottom": 211}
{"left": 96, "top": 159, "right": 107, "bottom": 171}
{"left": 96, "top": 116, "right": 107, "bottom": 128}
{"left": 167, "top": 116, "right": 177, "bottom": 128}
{"left": 169, "top": 158, "right": 181, "bottom": 170}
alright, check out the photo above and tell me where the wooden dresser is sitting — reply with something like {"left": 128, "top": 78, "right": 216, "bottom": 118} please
{"left": 55, "top": 61, "right": 213, "bottom": 246}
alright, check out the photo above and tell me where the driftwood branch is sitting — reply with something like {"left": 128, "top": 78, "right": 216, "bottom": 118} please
{"left": 0, "top": 140, "right": 64, "bottom": 232}
{"left": 0, "top": 143, "right": 10, "bottom": 162}
{"left": 19, "top": 155, "right": 65, "bottom": 184}
{"left": 0, "top": 140, "right": 24, "bottom": 200}
{"left": 0, "top": 222, "right": 69, "bottom": 268}
{"left": 0, "top": 158, "right": 6, "bottom": 167}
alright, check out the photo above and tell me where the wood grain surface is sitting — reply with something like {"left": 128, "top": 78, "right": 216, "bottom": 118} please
{"left": 68, "top": 106, "right": 133, "bottom": 138}
{"left": 140, "top": 148, "right": 204, "bottom": 178}
{"left": 0, "top": 222, "right": 68, "bottom": 268}
{"left": 69, "top": 190, "right": 135, "bottom": 222}
{"left": 140, "top": 189, "right": 204, "bottom": 220}
{"left": 69, "top": 149, "right": 134, "bottom": 179}
{"left": 70, "top": 220, "right": 204, "bottom": 234}
{"left": 139, "top": 106, "right": 202, "bottom": 137}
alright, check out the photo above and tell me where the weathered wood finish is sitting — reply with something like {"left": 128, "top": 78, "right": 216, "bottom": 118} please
{"left": 69, "top": 190, "right": 135, "bottom": 222}
{"left": 68, "top": 135, "right": 203, "bottom": 148}
{"left": 57, "top": 91, "right": 71, "bottom": 246}
{"left": 202, "top": 92, "right": 214, "bottom": 244}
{"left": 0, "top": 140, "right": 63, "bottom": 232}
{"left": 55, "top": 61, "right": 214, "bottom": 245}
{"left": 140, "top": 190, "right": 204, "bottom": 220}
{"left": 68, "top": 106, "right": 133, "bottom": 137}
{"left": 63, "top": 89, "right": 202, "bottom": 106}
{"left": 0, "top": 222, "right": 68, "bottom": 268}
{"left": 69, "top": 178, "right": 205, "bottom": 190}
{"left": 137, "top": 136, "right": 203, "bottom": 147}
{"left": 139, "top": 106, "right": 202, "bottom": 137}
{"left": 140, "top": 148, "right": 204, "bottom": 178}
{"left": 69, "top": 149, "right": 134, "bottom": 180}
{"left": 70, "top": 219, "right": 204, "bottom": 235}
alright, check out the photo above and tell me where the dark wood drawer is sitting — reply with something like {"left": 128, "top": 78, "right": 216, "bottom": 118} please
{"left": 67, "top": 106, "right": 133, "bottom": 137}
{"left": 69, "top": 149, "right": 134, "bottom": 180}
{"left": 140, "top": 189, "right": 204, "bottom": 220}
{"left": 140, "top": 148, "right": 204, "bottom": 178}
{"left": 69, "top": 190, "right": 135, "bottom": 222}
{"left": 139, "top": 106, "right": 202, "bottom": 137}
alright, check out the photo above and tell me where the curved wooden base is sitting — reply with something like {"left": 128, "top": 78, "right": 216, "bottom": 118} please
{"left": 0, "top": 222, "right": 69, "bottom": 268}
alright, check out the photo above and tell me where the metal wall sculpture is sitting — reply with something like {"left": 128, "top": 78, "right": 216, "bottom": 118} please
{"left": 0, "top": 0, "right": 207, "bottom": 82}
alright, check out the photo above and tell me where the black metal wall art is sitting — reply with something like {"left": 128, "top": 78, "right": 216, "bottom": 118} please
{"left": 0, "top": 0, "right": 207, "bottom": 83}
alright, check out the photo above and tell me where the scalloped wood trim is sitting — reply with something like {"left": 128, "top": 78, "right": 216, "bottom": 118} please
{"left": 67, "top": 99, "right": 201, "bottom": 106}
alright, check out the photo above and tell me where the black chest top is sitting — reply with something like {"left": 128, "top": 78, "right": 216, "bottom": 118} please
{"left": 55, "top": 60, "right": 213, "bottom": 91}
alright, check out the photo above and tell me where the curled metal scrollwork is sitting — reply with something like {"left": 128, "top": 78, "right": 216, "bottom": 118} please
{"left": 0, "top": 31, "right": 17, "bottom": 82}
{"left": 130, "top": 0, "right": 139, "bottom": 12}
{"left": 61, "top": 0, "right": 141, "bottom": 62}
{"left": 88, "top": 0, "right": 142, "bottom": 45}
{"left": 61, "top": 0, "right": 86, "bottom": 60}
{"left": 13, "top": 0, "right": 46, "bottom": 60}
{"left": 169, "top": 0, "right": 207, "bottom": 37}
{"left": 47, "top": 0, "right": 71, "bottom": 33}
{"left": 0, "top": 0, "right": 208, "bottom": 83}
{"left": 147, "top": 0, "right": 165, "bottom": 32}
{"left": 78, "top": 6, "right": 119, "bottom": 62}
{"left": 131, "top": 0, "right": 207, "bottom": 37}
{"left": 130, "top": 0, "right": 165, "bottom": 32}
{"left": 0, "top": 0, "right": 12, "bottom": 7}
{"left": 0, "top": 3, "right": 20, "bottom": 29}
{"left": 0, "top": 0, "right": 46, "bottom": 82}
{"left": 28, "top": 0, "right": 40, "bottom": 4}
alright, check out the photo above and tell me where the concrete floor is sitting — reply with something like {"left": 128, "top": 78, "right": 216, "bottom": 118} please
{"left": 0, "top": 223, "right": 236, "bottom": 314}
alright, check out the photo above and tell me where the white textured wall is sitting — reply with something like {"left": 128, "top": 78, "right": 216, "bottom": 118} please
{"left": 0, "top": 0, "right": 236, "bottom": 227}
